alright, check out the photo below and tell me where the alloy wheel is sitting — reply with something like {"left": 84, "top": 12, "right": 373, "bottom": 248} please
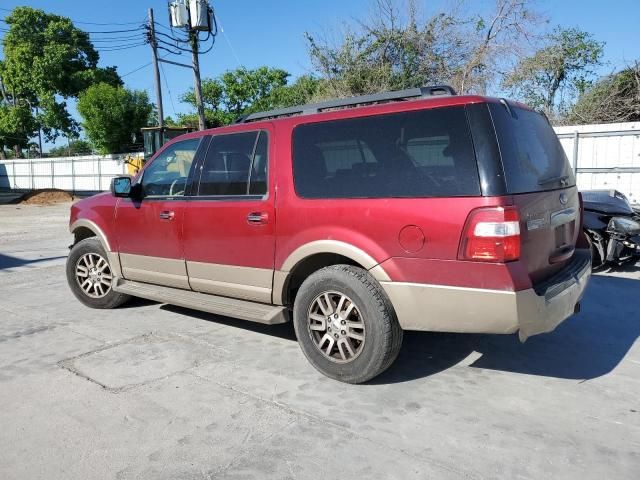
{"left": 307, "top": 291, "right": 366, "bottom": 363}
{"left": 75, "top": 252, "right": 113, "bottom": 298}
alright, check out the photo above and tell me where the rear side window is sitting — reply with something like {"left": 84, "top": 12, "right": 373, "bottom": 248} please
{"left": 292, "top": 107, "right": 480, "bottom": 199}
{"left": 197, "top": 131, "right": 268, "bottom": 196}
{"left": 489, "top": 104, "right": 575, "bottom": 193}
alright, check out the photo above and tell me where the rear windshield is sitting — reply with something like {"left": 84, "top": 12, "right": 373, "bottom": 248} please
{"left": 489, "top": 103, "right": 575, "bottom": 193}
{"left": 292, "top": 106, "right": 481, "bottom": 199}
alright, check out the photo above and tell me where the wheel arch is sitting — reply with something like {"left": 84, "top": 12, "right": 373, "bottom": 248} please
{"left": 273, "top": 240, "right": 390, "bottom": 306}
{"left": 70, "top": 219, "right": 112, "bottom": 252}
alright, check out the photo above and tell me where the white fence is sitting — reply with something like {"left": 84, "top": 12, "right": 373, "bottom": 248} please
{"left": 555, "top": 122, "right": 640, "bottom": 204}
{"left": 1, "top": 123, "right": 640, "bottom": 202}
{"left": 0, "top": 154, "right": 141, "bottom": 193}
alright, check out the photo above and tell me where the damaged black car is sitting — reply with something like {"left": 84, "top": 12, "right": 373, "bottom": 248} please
{"left": 582, "top": 189, "right": 640, "bottom": 268}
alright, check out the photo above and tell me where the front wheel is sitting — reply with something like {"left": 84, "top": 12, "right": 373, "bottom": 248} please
{"left": 66, "top": 237, "right": 130, "bottom": 309}
{"left": 293, "top": 265, "right": 403, "bottom": 384}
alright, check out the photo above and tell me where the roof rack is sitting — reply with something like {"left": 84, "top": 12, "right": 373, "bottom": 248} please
{"left": 236, "top": 84, "right": 457, "bottom": 123}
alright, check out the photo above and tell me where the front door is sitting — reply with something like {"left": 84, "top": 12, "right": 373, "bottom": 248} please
{"left": 183, "top": 129, "right": 276, "bottom": 303}
{"left": 115, "top": 137, "right": 203, "bottom": 289}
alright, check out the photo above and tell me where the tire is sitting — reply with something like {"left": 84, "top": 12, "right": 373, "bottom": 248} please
{"left": 293, "top": 264, "right": 403, "bottom": 384}
{"left": 66, "top": 237, "right": 130, "bottom": 309}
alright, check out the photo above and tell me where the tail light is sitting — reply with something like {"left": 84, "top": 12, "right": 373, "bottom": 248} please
{"left": 458, "top": 206, "right": 521, "bottom": 262}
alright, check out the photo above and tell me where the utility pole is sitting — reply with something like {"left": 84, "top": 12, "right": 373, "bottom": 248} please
{"left": 148, "top": 8, "right": 164, "bottom": 129}
{"left": 190, "top": 31, "right": 206, "bottom": 131}
{"left": 34, "top": 106, "right": 43, "bottom": 158}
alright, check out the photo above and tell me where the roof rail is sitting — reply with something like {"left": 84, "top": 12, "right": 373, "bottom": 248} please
{"left": 236, "top": 84, "right": 457, "bottom": 123}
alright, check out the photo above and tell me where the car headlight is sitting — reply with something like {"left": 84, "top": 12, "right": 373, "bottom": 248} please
{"left": 608, "top": 217, "right": 640, "bottom": 235}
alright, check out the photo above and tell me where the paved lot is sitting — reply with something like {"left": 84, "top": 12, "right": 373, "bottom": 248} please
{"left": 0, "top": 202, "right": 639, "bottom": 480}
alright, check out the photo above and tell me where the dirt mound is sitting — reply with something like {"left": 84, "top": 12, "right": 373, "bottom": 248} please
{"left": 18, "top": 189, "right": 74, "bottom": 205}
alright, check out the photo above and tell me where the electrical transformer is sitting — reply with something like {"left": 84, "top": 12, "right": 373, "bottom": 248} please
{"left": 189, "top": 0, "right": 211, "bottom": 31}
{"left": 169, "top": 1, "right": 189, "bottom": 28}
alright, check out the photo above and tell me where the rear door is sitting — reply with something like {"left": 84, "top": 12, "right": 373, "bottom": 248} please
{"left": 183, "top": 129, "right": 276, "bottom": 303}
{"left": 489, "top": 103, "right": 579, "bottom": 284}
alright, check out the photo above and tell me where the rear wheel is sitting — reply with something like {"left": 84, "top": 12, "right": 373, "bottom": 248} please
{"left": 293, "top": 265, "right": 403, "bottom": 384}
{"left": 66, "top": 238, "right": 130, "bottom": 309}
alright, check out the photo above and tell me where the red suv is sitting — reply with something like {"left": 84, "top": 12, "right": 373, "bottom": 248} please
{"left": 66, "top": 86, "right": 591, "bottom": 383}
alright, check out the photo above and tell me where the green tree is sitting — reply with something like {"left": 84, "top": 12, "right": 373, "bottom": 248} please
{"left": 77, "top": 83, "right": 152, "bottom": 154}
{"left": 0, "top": 104, "right": 38, "bottom": 159}
{"left": 503, "top": 27, "right": 604, "bottom": 117}
{"left": 0, "top": 6, "right": 122, "bottom": 141}
{"left": 567, "top": 63, "right": 640, "bottom": 124}
{"left": 251, "top": 75, "right": 322, "bottom": 111}
{"left": 47, "top": 139, "right": 94, "bottom": 157}
{"left": 180, "top": 67, "right": 291, "bottom": 126}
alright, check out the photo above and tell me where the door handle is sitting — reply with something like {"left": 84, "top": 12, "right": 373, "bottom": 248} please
{"left": 159, "top": 210, "right": 175, "bottom": 220}
{"left": 247, "top": 212, "right": 268, "bottom": 225}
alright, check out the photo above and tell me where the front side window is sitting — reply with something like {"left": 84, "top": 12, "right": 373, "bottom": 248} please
{"left": 292, "top": 106, "right": 480, "bottom": 199}
{"left": 141, "top": 138, "right": 200, "bottom": 197}
{"left": 197, "top": 130, "right": 268, "bottom": 196}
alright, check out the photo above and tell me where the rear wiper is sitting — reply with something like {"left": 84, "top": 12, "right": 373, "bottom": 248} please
{"left": 538, "top": 174, "right": 569, "bottom": 186}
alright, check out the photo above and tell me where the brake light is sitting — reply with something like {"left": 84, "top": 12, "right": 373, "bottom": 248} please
{"left": 459, "top": 206, "right": 521, "bottom": 262}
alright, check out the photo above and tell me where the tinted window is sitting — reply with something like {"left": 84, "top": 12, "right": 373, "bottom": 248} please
{"left": 198, "top": 131, "right": 268, "bottom": 196}
{"left": 292, "top": 107, "right": 480, "bottom": 198}
{"left": 489, "top": 104, "right": 575, "bottom": 193}
{"left": 142, "top": 138, "right": 200, "bottom": 197}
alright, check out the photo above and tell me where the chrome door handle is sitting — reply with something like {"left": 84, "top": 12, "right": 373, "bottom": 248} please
{"left": 159, "top": 210, "right": 175, "bottom": 220}
{"left": 247, "top": 212, "right": 268, "bottom": 225}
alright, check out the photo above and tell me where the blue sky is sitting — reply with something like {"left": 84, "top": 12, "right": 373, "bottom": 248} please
{"left": 1, "top": 0, "right": 639, "bottom": 150}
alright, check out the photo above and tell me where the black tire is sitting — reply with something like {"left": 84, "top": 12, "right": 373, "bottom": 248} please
{"left": 293, "top": 264, "right": 403, "bottom": 384}
{"left": 66, "top": 237, "right": 131, "bottom": 309}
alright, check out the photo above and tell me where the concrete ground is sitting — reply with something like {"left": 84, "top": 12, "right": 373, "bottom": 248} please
{"left": 0, "top": 202, "right": 638, "bottom": 480}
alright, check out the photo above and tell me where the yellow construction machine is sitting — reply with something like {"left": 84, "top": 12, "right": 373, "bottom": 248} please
{"left": 123, "top": 126, "right": 193, "bottom": 175}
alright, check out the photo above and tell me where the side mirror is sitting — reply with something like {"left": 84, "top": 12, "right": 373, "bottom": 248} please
{"left": 110, "top": 176, "right": 132, "bottom": 197}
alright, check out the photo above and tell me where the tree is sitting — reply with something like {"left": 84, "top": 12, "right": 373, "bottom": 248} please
{"left": 457, "top": 0, "right": 542, "bottom": 94}
{"left": 0, "top": 7, "right": 122, "bottom": 142}
{"left": 180, "top": 67, "right": 291, "bottom": 127}
{"left": 567, "top": 63, "right": 640, "bottom": 124}
{"left": 252, "top": 75, "right": 322, "bottom": 111}
{"left": 304, "top": 0, "right": 542, "bottom": 98}
{"left": 77, "top": 83, "right": 153, "bottom": 154}
{"left": 0, "top": 104, "right": 38, "bottom": 159}
{"left": 503, "top": 27, "right": 604, "bottom": 117}
{"left": 48, "top": 139, "right": 94, "bottom": 157}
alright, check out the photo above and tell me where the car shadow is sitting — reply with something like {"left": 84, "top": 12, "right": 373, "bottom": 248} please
{"left": 119, "top": 296, "right": 159, "bottom": 309}
{"left": 152, "top": 274, "right": 638, "bottom": 385}
{"left": 373, "top": 275, "right": 639, "bottom": 384}
{"left": 159, "top": 304, "right": 297, "bottom": 341}
{"left": 0, "top": 253, "right": 67, "bottom": 270}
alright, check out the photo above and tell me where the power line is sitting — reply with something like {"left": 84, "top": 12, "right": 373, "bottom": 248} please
{"left": 71, "top": 19, "right": 146, "bottom": 27}
{"left": 159, "top": 62, "right": 177, "bottom": 117}
{"left": 82, "top": 27, "right": 142, "bottom": 34}
{"left": 0, "top": 6, "right": 145, "bottom": 26}
{"left": 89, "top": 34, "right": 145, "bottom": 42}
{"left": 121, "top": 61, "right": 153, "bottom": 78}
{"left": 215, "top": 15, "right": 242, "bottom": 67}
{"left": 95, "top": 42, "right": 146, "bottom": 52}
{"left": 120, "top": 52, "right": 173, "bottom": 79}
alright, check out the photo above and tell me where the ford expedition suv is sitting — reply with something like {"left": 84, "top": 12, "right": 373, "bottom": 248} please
{"left": 66, "top": 85, "right": 591, "bottom": 383}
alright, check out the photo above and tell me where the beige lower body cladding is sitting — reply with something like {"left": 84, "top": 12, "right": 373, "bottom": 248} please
{"left": 381, "top": 263, "right": 590, "bottom": 341}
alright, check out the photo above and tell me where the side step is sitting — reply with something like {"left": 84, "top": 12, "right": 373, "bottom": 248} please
{"left": 113, "top": 279, "right": 288, "bottom": 325}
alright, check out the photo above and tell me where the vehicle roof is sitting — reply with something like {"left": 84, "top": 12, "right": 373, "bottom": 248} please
{"left": 173, "top": 94, "right": 532, "bottom": 142}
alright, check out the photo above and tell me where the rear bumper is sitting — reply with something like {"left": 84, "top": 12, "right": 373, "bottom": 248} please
{"left": 380, "top": 249, "right": 591, "bottom": 341}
